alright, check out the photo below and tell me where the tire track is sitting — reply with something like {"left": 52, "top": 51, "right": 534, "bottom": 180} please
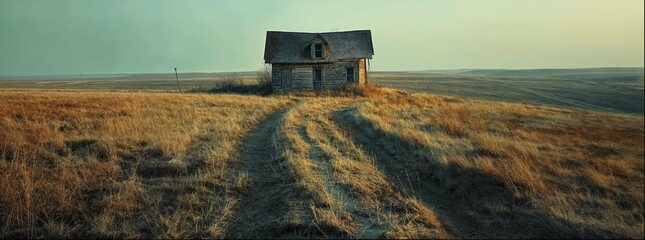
{"left": 227, "top": 100, "right": 450, "bottom": 238}
{"left": 296, "top": 124, "right": 390, "bottom": 239}
{"left": 225, "top": 105, "right": 321, "bottom": 238}
{"left": 291, "top": 101, "right": 448, "bottom": 238}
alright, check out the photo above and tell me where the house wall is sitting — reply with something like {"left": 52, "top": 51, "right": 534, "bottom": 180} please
{"left": 358, "top": 58, "right": 366, "bottom": 86}
{"left": 272, "top": 59, "right": 364, "bottom": 92}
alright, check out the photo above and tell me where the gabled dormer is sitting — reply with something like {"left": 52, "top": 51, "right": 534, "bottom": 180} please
{"left": 309, "top": 33, "right": 328, "bottom": 60}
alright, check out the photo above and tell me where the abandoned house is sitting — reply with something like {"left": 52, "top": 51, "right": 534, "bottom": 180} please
{"left": 263, "top": 30, "right": 374, "bottom": 92}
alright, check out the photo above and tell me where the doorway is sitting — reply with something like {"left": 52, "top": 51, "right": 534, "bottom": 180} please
{"left": 313, "top": 69, "right": 322, "bottom": 91}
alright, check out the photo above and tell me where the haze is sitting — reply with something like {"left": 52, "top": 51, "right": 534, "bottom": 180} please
{"left": 0, "top": 0, "right": 643, "bottom": 76}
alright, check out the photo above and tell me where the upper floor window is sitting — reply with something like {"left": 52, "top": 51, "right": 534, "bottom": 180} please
{"left": 346, "top": 67, "right": 355, "bottom": 82}
{"left": 314, "top": 44, "right": 323, "bottom": 58}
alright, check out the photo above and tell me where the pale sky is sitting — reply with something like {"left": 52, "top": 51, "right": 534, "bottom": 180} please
{"left": 0, "top": 0, "right": 643, "bottom": 76}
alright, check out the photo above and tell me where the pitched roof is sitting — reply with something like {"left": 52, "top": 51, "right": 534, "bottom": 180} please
{"left": 264, "top": 30, "right": 374, "bottom": 63}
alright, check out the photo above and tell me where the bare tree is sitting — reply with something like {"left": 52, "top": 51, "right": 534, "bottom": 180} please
{"left": 256, "top": 65, "right": 272, "bottom": 88}
{"left": 215, "top": 72, "right": 243, "bottom": 91}
{"left": 204, "top": 67, "right": 272, "bottom": 94}
{"left": 254, "top": 65, "right": 272, "bottom": 94}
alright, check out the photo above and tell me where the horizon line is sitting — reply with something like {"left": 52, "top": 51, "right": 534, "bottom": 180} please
{"left": 1, "top": 66, "right": 643, "bottom": 78}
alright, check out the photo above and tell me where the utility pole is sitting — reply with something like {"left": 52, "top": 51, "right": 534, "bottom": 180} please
{"left": 174, "top": 67, "right": 181, "bottom": 93}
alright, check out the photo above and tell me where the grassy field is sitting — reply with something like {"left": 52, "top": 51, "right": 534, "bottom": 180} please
{"left": 0, "top": 72, "right": 258, "bottom": 92}
{"left": 370, "top": 68, "right": 644, "bottom": 115}
{"left": 2, "top": 68, "right": 642, "bottom": 115}
{"left": 0, "top": 86, "right": 642, "bottom": 238}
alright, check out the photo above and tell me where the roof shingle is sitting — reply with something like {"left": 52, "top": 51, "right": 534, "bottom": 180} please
{"left": 264, "top": 30, "right": 374, "bottom": 63}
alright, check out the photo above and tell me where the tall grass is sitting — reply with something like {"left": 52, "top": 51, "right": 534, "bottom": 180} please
{"left": 0, "top": 91, "right": 292, "bottom": 238}
{"left": 351, "top": 91, "right": 644, "bottom": 237}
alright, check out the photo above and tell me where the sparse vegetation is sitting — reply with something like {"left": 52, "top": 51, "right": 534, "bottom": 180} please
{"left": 256, "top": 65, "right": 272, "bottom": 90}
{"left": 191, "top": 70, "right": 272, "bottom": 95}
{"left": 214, "top": 72, "right": 244, "bottom": 91}
{"left": 0, "top": 86, "right": 642, "bottom": 238}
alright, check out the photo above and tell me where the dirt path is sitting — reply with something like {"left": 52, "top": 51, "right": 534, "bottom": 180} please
{"left": 225, "top": 106, "right": 321, "bottom": 238}
{"left": 297, "top": 125, "right": 389, "bottom": 238}
{"left": 227, "top": 101, "right": 451, "bottom": 238}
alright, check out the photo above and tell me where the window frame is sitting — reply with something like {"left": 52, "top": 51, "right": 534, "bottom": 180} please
{"left": 346, "top": 67, "right": 355, "bottom": 82}
{"left": 314, "top": 44, "right": 323, "bottom": 59}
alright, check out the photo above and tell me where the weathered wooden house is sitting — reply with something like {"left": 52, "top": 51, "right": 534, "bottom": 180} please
{"left": 264, "top": 30, "right": 374, "bottom": 92}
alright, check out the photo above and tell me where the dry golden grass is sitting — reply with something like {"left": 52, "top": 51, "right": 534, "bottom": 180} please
{"left": 1, "top": 86, "right": 642, "bottom": 238}
{"left": 0, "top": 91, "right": 293, "bottom": 238}
{"left": 272, "top": 97, "right": 449, "bottom": 238}
{"left": 274, "top": 99, "right": 359, "bottom": 236}
{"left": 345, "top": 90, "right": 644, "bottom": 238}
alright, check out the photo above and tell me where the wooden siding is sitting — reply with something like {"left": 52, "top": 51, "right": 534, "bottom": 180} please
{"left": 272, "top": 59, "right": 365, "bottom": 92}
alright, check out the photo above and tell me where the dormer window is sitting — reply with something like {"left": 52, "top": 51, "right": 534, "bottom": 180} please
{"left": 314, "top": 44, "right": 323, "bottom": 58}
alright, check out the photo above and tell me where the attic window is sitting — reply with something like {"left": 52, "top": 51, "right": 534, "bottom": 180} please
{"left": 314, "top": 44, "right": 323, "bottom": 58}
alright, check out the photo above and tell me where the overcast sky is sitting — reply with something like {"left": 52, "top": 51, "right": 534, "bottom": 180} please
{"left": 0, "top": 0, "right": 643, "bottom": 76}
